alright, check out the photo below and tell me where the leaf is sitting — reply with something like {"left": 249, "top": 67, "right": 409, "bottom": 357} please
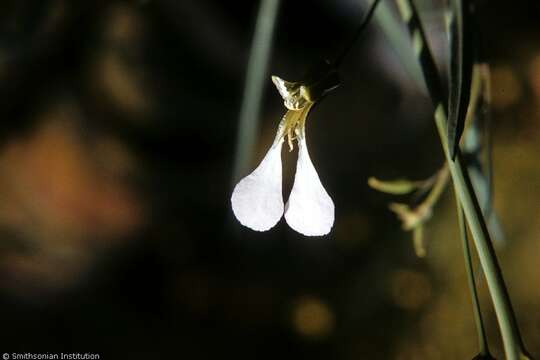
{"left": 462, "top": 64, "right": 506, "bottom": 245}
{"left": 447, "top": 0, "right": 474, "bottom": 159}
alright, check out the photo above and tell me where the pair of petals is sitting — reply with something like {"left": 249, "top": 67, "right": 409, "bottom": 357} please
{"left": 231, "top": 121, "right": 334, "bottom": 236}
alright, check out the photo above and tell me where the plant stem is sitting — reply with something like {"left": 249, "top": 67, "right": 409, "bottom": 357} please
{"left": 395, "top": 0, "right": 529, "bottom": 358}
{"left": 333, "top": 0, "right": 382, "bottom": 67}
{"left": 422, "top": 166, "right": 449, "bottom": 210}
{"left": 456, "top": 202, "right": 490, "bottom": 356}
{"left": 435, "top": 110, "right": 527, "bottom": 359}
{"left": 232, "top": 0, "right": 281, "bottom": 182}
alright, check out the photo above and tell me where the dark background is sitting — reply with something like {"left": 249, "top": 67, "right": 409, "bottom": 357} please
{"left": 0, "top": 0, "right": 539, "bottom": 358}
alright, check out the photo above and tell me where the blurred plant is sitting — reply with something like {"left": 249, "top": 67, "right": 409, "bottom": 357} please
{"left": 369, "top": 165, "right": 449, "bottom": 257}
{"left": 369, "top": 0, "right": 533, "bottom": 358}
{"left": 232, "top": 0, "right": 281, "bottom": 181}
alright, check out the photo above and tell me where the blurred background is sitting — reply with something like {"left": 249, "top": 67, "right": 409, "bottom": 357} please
{"left": 0, "top": 0, "right": 539, "bottom": 358}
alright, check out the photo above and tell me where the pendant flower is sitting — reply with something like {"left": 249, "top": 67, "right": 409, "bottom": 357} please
{"left": 231, "top": 73, "right": 336, "bottom": 236}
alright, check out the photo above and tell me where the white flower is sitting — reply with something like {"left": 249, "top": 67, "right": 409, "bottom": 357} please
{"left": 231, "top": 76, "right": 334, "bottom": 236}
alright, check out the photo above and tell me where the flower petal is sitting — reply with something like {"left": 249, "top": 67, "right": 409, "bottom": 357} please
{"left": 231, "top": 137, "right": 285, "bottom": 232}
{"left": 284, "top": 137, "right": 334, "bottom": 236}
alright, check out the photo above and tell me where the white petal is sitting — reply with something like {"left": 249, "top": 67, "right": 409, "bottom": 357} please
{"left": 231, "top": 137, "right": 285, "bottom": 232}
{"left": 285, "top": 137, "right": 334, "bottom": 236}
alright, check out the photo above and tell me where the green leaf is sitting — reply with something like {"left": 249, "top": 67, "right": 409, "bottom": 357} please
{"left": 447, "top": 0, "right": 474, "bottom": 159}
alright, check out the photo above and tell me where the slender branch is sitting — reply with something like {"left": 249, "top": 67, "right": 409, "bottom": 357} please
{"left": 457, "top": 202, "right": 491, "bottom": 356}
{"left": 333, "top": 0, "right": 382, "bottom": 67}
{"left": 422, "top": 166, "right": 449, "bottom": 209}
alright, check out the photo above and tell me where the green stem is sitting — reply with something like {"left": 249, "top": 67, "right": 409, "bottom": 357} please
{"left": 456, "top": 202, "right": 490, "bottom": 356}
{"left": 394, "top": 0, "right": 529, "bottom": 356}
{"left": 232, "top": 0, "right": 281, "bottom": 182}
{"left": 422, "top": 166, "right": 449, "bottom": 209}
{"left": 435, "top": 107, "right": 526, "bottom": 359}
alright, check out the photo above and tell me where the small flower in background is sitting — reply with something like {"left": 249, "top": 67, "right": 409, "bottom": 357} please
{"left": 231, "top": 74, "right": 335, "bottom": 236}
{"left": 368, "top": 166, "right": 450, "bottom": 257}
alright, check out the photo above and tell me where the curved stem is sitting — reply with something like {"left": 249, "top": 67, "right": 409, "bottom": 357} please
{"left": 422, "top": 166, "right": 449, "bottom": 209}
{"left": 333, "top": 0, "right": 382, "bottom": 67}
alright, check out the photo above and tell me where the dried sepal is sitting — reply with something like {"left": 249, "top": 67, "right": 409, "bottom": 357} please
{"left": 271, "top": 76, "right": 310, "bottom": 111}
